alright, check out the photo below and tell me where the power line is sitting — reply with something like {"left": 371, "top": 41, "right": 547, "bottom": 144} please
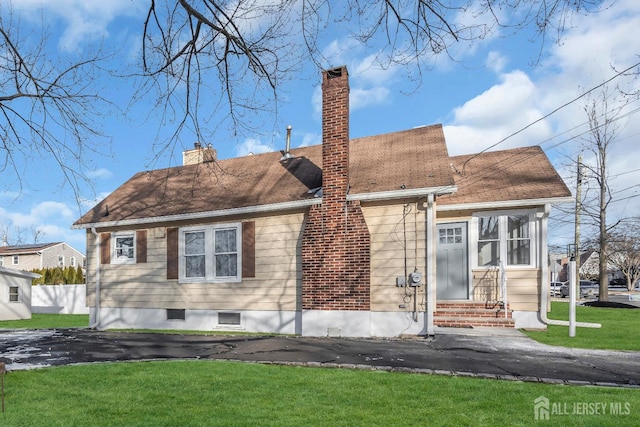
{"left": 460, "top": 61, "right": 640, "bottom": 174}
{"left": 453, "top": 93, "right": 640, "bottom": 188}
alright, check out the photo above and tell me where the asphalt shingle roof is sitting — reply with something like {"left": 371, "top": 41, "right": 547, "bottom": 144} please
{"left": 438, "top": 146, "right": 572, "bottom": 206}
{"left": 74, "top": 125, "right": 455, "bottom": 226}
{"left": 73, "top": 125, "right": 571, "bottom": 227}
{"left": 0, "top": 242, "right": 62, "bottom": 255}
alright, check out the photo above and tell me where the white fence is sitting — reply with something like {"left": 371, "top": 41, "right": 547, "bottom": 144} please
{"left": 31, "top": 284, "right": 89, "bottom": 315}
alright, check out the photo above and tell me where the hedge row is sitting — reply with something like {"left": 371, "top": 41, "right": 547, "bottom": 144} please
{"left": 30, "top": 266, "right": 85, "bottom": 285}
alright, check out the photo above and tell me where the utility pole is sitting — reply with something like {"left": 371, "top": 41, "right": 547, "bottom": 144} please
{"left": 574, "top": 155, "right": 583, "bottom": 280}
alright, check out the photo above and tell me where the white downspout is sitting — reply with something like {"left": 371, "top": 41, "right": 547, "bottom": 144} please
{"left": 89, "top": 227, "right": 101, "bottom": 329}
{"left": 539, "top": 204, "right": 600, "bottom": 329}
{"left": 426, "top": 194, "right": 435, "bottom": 336}
{"left": 499, "top": 261, "right": 507, "bottom": 318}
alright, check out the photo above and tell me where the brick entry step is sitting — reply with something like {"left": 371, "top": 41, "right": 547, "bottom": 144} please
{"left": 434, "top": 301, "right": 515, "bottom": 328}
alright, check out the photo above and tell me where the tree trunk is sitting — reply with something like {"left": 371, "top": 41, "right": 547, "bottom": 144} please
{"left": 598, "top": 142, "right": 609, "bottom": 301}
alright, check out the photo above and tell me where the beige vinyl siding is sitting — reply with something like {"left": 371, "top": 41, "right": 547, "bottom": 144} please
{"left": 502, "top": 268, "right": 540, "bottom": 311}
{"left": 471, "top": 268, "right": 540, "bottom": 312}
{"left": 86, "top": 213, "right": 303, "bottom": 311}
{"left": 364, "top": 202, "right": 427, "bottom": 312}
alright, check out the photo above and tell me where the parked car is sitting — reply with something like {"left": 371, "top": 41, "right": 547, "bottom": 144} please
{"left": 609, "top": 278, "right": 628, "bottom": 288}
{"left": 560, "top": 280, "right": 600, "bottom": 298}
{"left": 550, "top": 281, "right": 564, "bottom": 296}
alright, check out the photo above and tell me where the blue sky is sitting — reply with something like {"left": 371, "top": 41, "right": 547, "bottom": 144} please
{"left": 1, "top": 0, "right": 639, "bottom": 254}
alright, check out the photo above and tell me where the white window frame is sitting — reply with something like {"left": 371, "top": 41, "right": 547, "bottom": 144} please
{"left": 0, "top": 256, "right": 3, "bottom": 266}
{"left": 58, "top": 255, "right": 65, "bottom": 267}
{"left": 472, "top": 210, "right": 536, "bottom": 269}
{"left": 112, "top": 232, "right": 136, "bottom": 264}
{"left": 9, "top": 286, "right": 20, "bottom": 303}
{"left": 178, "top": 223, "right": 242, "bottom": 284}
{"left": 12, "top": 255, "right": 19, "bottom": 265}
{"left": 70, "top": 256, "right": 76, "bottom": 267}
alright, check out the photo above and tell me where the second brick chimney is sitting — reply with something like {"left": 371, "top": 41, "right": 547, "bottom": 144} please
{"left": 301, "top": 66, "right": 371, "bottom": 314}
{"left": 183, "top": 142, "right": 217, "bottom": 165}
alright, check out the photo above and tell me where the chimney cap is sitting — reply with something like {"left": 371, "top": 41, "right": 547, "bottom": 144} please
{"left": 325, "top": 66, "right": 348, "bottom": 79}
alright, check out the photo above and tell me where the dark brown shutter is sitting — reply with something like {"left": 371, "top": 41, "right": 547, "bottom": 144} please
{"left": 136, "top": 230, "right": 147, "bottom": 263}
{"left": 167, "top": 227, "right": 179, "bottom": 280}
{"left": 100, "top": 233, "right": 111, "bottom": 265}
{"left": 242, "top": 221, "right": 255, "bottom": 278}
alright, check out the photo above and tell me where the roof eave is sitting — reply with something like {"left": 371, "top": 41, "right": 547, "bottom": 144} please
{"left": 437, "top": 196, "right": 575, "bottom": 212}
{"left": 0, "top": 266, "right": 41, "bottom": 279}
{"left": 347, "top": 185, "right": 457, "bottom": 202}
{"left": 73, "top": 185, "right": 458, "bottom": 230}
{"left": 72, "top": 198, "right": 321, "bottom": 230}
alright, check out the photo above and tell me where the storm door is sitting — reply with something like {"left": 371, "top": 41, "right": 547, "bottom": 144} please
{"left": 436, "top": 222, "right": 469, "bottom": 300}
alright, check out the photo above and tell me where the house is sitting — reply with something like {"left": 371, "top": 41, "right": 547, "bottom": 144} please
{"left": 72, "top": 66, "right": 572, "bottom": 336}
{"left": 556, "top": 249, "right": 598, "bottom": 282}
{"left": 0, "top": 266, "right": 40, "bottom": 321}
{"left": 0, "top": 242, "right": 86, "bottom": 273}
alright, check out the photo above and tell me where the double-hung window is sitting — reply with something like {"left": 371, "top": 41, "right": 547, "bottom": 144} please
{"left": 180, "top": 223, "right": 241, "bottom": 283}
{"left": 112, "top": 232, "right": 135, "bottom": 264}
{"left": 506, "top": 214, "right": 530, "bottom": 265}
{"left": 477, "top": 213, "right": 532, "bottom": 267}
{"left": 9, "top": 286, "right": 20, "bottom": 302}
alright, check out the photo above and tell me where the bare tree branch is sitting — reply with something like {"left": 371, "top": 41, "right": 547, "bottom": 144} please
{"left": 0, "top": 10, "right": 113, "bottom": 202}
{"left": 137, "top": 0, "right": 602, "bottom": 159}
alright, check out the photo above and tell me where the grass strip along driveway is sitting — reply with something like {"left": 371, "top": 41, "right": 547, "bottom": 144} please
{"left": 523, "top": 301, "right": 640, "bottom": 351}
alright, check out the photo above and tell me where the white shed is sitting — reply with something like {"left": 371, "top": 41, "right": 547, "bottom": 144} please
{"left": 0, "top": 266, "right": 40, "bottom": 321}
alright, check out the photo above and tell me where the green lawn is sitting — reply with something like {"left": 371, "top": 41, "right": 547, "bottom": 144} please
{"left": 1, "top": 309, "right": 639, "bottom": 425}
{"left": 0, "top": 314, "right": 89, "bottom": 330}
{"left": 523, "top": 301, "right": 640, "bottom": 351}
{"left": 2, "top": 361, "right": 639, "bottom": 426}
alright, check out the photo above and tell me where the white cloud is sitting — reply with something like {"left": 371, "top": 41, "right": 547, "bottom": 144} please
{"left": 350, "top": 86, "right": 391, "bottom": 111}
{"left": 485, "top": 51, "right": 508, "bottom": 74}
{"left": 443, "top": 0, "right": 640, "bottom": 238}
{"left": 352, "top": 54, "right": 399, "bottom": 86}
{"left": 10, "top": 0, "right": 146, "bottom": 52}
{"left": 79, "top": 192, "right": 112, "bottom": 211}
{"left": 311, "top": 75, "right": 392, "bottom": 118}
{"left": 87, "top": 168, "right": 113, "bottom": 180}
{"left": 444, "top": 70, "right": 552, "bottom": 155}
{"left": 0, "top": 201, "right": 85, "bottom": 250}
{"left": 235, "top": 138, "right": 273, "bottom": 157}
{"left": 299, "top": 132, "right": 321, "bottom": 148}
{"left": 0, "top": 190, "right": 21, "bottom": 200}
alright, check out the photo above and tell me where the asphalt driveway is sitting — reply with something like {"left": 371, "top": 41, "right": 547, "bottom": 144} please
{"left": 1, "top": 328, "right": 639, "bottom": 388}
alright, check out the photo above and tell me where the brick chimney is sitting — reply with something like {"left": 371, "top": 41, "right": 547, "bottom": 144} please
{"left": 301, "top": 66, "right": 371, "bottom": 314}
{"left": 183, "top": 142, "right": 217, "bottom": 165}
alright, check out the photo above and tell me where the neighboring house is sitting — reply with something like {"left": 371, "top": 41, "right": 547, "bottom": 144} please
{"left": 0, "top": 242, "right": 86, "bottom": 273}
{"left": 556, "top": 250, "right": 599, "bottom": 282}
{"left": 73, "top": 66, "right": 572, "bottom": 336}
{"left": 0, "top": 266, "right": 40, "bottom": 321}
